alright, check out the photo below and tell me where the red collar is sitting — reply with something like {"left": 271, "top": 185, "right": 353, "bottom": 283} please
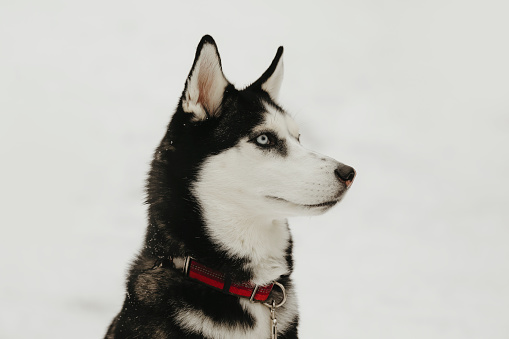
{"left": 178, "top": 257, "right": 275, "bottom": 302}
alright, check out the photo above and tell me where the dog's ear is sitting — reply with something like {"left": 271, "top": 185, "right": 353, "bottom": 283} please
{"left": 249, "top": 47, "right": 284, "bottom": 101}
{"left": 181, "top": 35, "right": 229, "bottom": 121}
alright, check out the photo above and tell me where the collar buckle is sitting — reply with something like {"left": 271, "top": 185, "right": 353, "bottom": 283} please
{"left": 183, "top": 256, "right": 193, "bottom": 276}
{"left": 249, "top": 284, "right": 260, "bottom": 302}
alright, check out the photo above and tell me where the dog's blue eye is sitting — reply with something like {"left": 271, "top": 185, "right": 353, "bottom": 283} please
{"left": 256, "top": 134, "right": 270, "bottom": 145}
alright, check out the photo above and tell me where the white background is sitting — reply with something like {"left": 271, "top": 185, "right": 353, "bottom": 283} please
{"left": 1, "top": 1, "right": 508, "bottom": 338}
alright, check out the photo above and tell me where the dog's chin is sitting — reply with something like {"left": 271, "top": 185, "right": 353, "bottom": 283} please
{"left": 265, "top": 195, "right": 342, "bottom": 216}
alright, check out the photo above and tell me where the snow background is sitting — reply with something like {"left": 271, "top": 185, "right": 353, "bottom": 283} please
{"left": 1, "top": 1, "right": 508, "bottom": 338}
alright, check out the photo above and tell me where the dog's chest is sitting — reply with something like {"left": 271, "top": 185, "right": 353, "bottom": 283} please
{"left": 174, "top": 294, "right": 298, "bottom": 339}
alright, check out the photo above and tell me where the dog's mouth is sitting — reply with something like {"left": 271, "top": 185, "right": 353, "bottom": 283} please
{"left": 266, "top": 196, "right": 339, "bottom": 209}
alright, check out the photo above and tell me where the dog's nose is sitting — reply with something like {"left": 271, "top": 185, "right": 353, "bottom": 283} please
{"left": 335, "top": 165, "right": 356, "bottom": 188}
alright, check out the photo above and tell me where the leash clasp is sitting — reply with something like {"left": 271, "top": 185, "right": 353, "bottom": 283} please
{"left": 263, "top": 282, "right": 286, "bottom": 339}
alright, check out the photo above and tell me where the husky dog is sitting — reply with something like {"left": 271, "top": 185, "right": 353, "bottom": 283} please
{"left": 105, "top": 35, "right": 355, "bottom": 339}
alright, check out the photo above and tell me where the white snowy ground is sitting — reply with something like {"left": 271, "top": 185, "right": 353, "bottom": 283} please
{"left": 1, "top": 1, "right": 508, "bottom": 338}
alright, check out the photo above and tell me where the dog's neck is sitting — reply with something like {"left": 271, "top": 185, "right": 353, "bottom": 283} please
{"left": 146, "top": 194, "right": 292, "bottom": 285}
{"left": 146, "top": 152, "right": 293, "bottom": 285}
{"left": 197, "top": 197, "right": 292, "bottom": 285}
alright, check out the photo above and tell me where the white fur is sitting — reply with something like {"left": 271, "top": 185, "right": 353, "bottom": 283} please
{"left": 182, "top": 43, "right": 229, "bottom": 121}
{"left": 192, "top": 104, "right": 345, "bottom": 284}
{"left": 175, "top": 289, "right": 298, "bottom": 339}
{"left": 188, "top": 102, "right": 344, "bottom": 338}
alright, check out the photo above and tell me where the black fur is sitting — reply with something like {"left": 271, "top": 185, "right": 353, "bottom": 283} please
{"left": 105, "top": 36, "right": 298, "bottom": 338}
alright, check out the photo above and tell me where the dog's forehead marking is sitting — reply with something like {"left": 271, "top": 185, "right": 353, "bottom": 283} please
{"left": 261, "top": 103, "right": 300, "bottom": 138}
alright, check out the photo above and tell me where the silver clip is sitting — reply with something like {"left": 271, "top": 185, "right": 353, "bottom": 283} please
{"left": 263, "top": 282, "right": 286, "bottom": 339}
{"left": 270, "top": 300, "right": 278, "bottom": 339}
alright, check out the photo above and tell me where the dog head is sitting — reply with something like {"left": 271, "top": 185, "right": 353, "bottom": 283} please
{"left": 160, "top": 35, "right": 355, "bottom": 220}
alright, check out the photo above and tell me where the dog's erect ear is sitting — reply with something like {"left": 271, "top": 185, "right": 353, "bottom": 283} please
{"left": 249, "top": 47, "right": 284, "bottom": 101}
{"left": 182, "top": 35, "right": 229, "bottom": 121}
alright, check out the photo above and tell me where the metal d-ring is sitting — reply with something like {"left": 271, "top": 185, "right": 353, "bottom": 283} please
{"left": 263, "top": 281, "right": 287, "bottom": 309}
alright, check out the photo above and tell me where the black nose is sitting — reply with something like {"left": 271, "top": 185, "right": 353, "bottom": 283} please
{"left": 335, "top": 165, "right": 356, "bottom": 187}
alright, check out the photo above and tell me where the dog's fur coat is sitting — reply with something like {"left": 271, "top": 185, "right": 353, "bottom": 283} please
{"left": 104, "top": 35, "right": 355, "bottom": 339}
